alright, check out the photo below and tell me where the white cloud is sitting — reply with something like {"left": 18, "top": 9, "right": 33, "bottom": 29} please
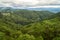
{"left": 0, "top": 0, "right": 60, "bottom": 8}
{"left": 28, "top": 6, "right": 60, "bottom": 8}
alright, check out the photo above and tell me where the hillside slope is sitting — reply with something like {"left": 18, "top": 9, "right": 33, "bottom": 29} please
{"left": 0, "top": 8, "right": 54, "bottom": 25}
{"left": 21, "top": 12, "right": 60, "bottom": 40}
{"left": 0, "top": 9, "right": 59, "bottom": 40}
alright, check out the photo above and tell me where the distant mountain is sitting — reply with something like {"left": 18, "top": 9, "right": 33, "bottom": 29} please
{"left": 27, "top": 8, "right": 60, "bottom": 13}
{"left": 0, "top": 7, "right": 60, "bottom": 13}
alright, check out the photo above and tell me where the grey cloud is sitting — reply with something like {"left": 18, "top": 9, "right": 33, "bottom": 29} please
{"left": 0, "top": 0, "right": 60, "bottom": 7}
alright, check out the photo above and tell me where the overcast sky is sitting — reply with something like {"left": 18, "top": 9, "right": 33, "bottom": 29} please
{"left": 0, "top": 0, "right": 60, "bottom": 8}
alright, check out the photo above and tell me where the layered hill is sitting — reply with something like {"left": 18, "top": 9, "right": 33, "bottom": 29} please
{"left": 21, "top": 12, "right": 60, "bottom": 40}
{"left": 0, "top": 8, "right": 54, "bottom": 25}
{"left": 0, "top": 8, "right": 60, "bottom": 40}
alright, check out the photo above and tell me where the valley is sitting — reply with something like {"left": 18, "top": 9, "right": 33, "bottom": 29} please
{"left": 0, "top": 7, "right": 60, "bottom": 40}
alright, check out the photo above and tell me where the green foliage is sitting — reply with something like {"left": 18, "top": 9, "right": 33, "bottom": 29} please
{"left": 17, "top": 34, "right": 35, "bottom": 40}
{"left": 53, "top": 37, "right": 60, "bottom": 40}
{"left": 0, "top": 8, "right": 60, "bottom": 40}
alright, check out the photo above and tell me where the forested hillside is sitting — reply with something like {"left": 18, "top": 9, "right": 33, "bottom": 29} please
{"left": 0, "top": 8, "right": 60, "bottom": 40}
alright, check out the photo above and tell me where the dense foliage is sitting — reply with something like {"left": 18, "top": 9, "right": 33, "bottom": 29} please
{"left": 0, "top": 8, "right": 60, "bottom": 40}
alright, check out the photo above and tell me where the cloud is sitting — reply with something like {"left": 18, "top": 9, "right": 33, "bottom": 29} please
{"left": 28, "top": 6, "right": 60, "bottom": 8}
{"left": 0, "top": 0, "right": 60, "bottom": 8}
